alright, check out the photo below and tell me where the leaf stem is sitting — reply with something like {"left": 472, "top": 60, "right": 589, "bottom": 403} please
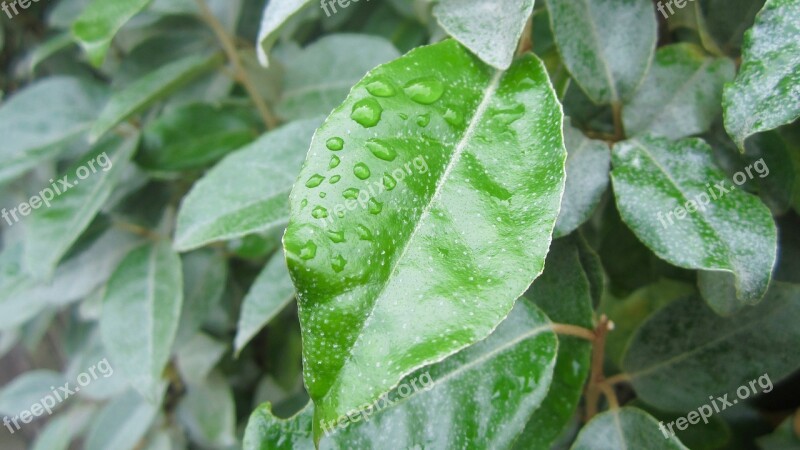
{"left": 611, "top": 101, "right": 625, "bottom": 141}
{"left": 585, "top": 314, "right": 615, "bottom": 420}
{"left": 603, "top": 372, "right": 631, "bottom": 386}
{"left": 794, "top": 410, "right": 800, "bottom": 437}
{"left": 194, "top": 0, "right": 279, "bottom": 130}
{"left": 599, "top": 382, "right": 619, "bottom": 410}
{"left": 112, "top": 219, "right": 163, "bottom": 241}
{"left": 550, "top": 323, "right": 596, "bottom": 341}
{"left": 516, "top": 16, "right": 533, "bottom": 56}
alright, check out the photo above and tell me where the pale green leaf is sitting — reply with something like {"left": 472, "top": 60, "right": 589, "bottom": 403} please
{"left": 0, "top": 77, "right": 107, "bottom": 184}
{"left": 234, "top": 251, "right": 295, "bottom": 354}
{"left": 0, "top": 371, "right": 65, "bottom": 416}
{"left": 177, "top": 372, "right": 238, "bottom": 448}
{"left": 31, "top": 405, "right": 95, "bottom": 450}
{"left": 100, "top": 241, "right": 183, "bottom": 402}
{"left": 283, "top": 39, "right": 566, "bottom": 439}
{"left": 723, "top": 0, "right": 800, "bottom": 150}
{"left": 623, "top": 283, "right": 800, "bottom": 412}
{"left": 276, "top": 34, "right": 400, "bottom": 120}
{"left": 256, "top": 0, "right": 315, "bottom": 66}
{"left": 174, "top": 249, "right": 228, "bottom": 345}
{"left": 84, "top": 389, "right": 161, "bottom": 450}
{"left": 624, "top": 43, "right": 735, "bottom": 140}
{"left": 89, "top": 53, "right": 223, "bottom": 142}
{"left": 176, "top": 333, "right": 228, "bottom": 385}
{"left": 554, "top": 119, "right": 610, "bottom": 237}
{"left": 71, "top": 0, "right": 153, "bottom": 67}
{"left": 571, "top": 407, "right": 689, "bottom": 450}
{"left": 174, "top": 117, "right": 322, "bottom": 252}
{"left": 545, "top": 0, "right": 657, "bottom": 105}
{"left": 22, "top": 135, "right": 139, "bottom": 277}
{"left": 611, "top": 135, "right": 777, "bottom": 313}
{"left": 432, "top": 0, "right": 534, "bottom": 70}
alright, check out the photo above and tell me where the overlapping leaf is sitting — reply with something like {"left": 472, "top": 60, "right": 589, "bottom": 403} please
{"left": 72, "top": 0, "right": 152, "bottom": 67}
{"left": 283, "top": 39, "right": 566, "bottom": 438}
{"left": 571, "top": 407, "right": 689, "bottom": 450}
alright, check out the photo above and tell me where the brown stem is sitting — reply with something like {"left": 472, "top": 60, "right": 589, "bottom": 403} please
{"left": 599, "top": 382, "right": 619, "bottom": 410}
{"left": 516, "top": 16, "right": 533, "bottom": 56}
{"left": 585, "top": 315, "right": 614, "bottom": 420}
{"left": 194, "top": 0, "right": 278, "bottom": 130}
{"left": 112, "top": 219, "right": 163, "bottom": 241}
{"left": 603, "top": 372, "right": 631, "bottom": 386}
{"left": 794, "top": 410, "right": 800, "bottom": 438}
{"left": 611, "top": 101, "right": 625, "bottom": 141}
{"left": 550, "top": 323, "right": 596, "bottom": 342}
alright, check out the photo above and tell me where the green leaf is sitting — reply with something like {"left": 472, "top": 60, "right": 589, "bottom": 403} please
{"left": 723, "top": 0, "right": 800, "bottom": 150}
{"left": 756, "top": 413, "right": 800, "bottom": 449}
{"left": 0, "top": 370, "right": 65, "bottom": 416}
{"left": 545, "top": 0, "right": 657, "bottom": 105}
{"left": 283, "top": 39, "right": 566, "bottom": 438}
{"left": 256, "top": 0, "right": 314, "bottom": 66}
{"left": 100, "top": 241, "right": 183, "bottom": 402}
{"left": 177, "top": 372, "right": 238, "bottom": 448}
{"left": 631, "top": 400, "right": 732, "bottom": 450}
{"left": 173, "top": 117, "right": 322, "bottom": 252}
{"left": 276, "top": 34, "right": 400, "bottom": 120}
{"left": 22, "top": 135, "right": 139, "bottom": 277}
{"left": 515, "top": 237, "right": 594, "bottom": 449}
{"left": 571, "top": 407, "right": 689, "bottom": 450}
{"left": 622, "top": 284, "right": 800, "bottom": 412}
{"left": 176, "top": 333, "right": 228, "bottom": 385}
{"left": 611, "top": 135, "right": 777, "bottom": 313}
{"left": 139, "top": 103, "right": 260, "bottom": 171}
{"left": 84, "top": 389, "right": 161, "bottom": 450}
{"left": 31, "top": 406, "right": 94, "bottom": 450}
{"left": 554, "top": 119, "right": 610, "bottom": 237}
{"left": 234, "top": 251, "right": 295, "bottom": 354}
{"left": 89, "top": 53, "right": 223, "bottom": 142}
{"left": 174, "top": 249, "right": 228, "bottom": 345}
{"left": 0, "top": 77, "right": 107, "bottom": 184}
{"left": 623, "top": 43, "right": 735, "bottom": 140}
{"left": 432, "top": 0, "right": 535, "bottom": 70}
{"left": 71, "top": 0, "right": 153, "bottom": 67}
{"left": 244, "top": 299, "right": 559, "bottom": 448}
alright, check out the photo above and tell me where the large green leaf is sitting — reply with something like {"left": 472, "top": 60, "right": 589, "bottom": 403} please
{"left": 571, "top": 407, "right": 689, "bottom": 450}
{"left": 22, "top": 135, "right": 139, "bottom": 277}
{"left": 283, "top": 39, "right": 566, "bottom": 437}
{"left": 100, "top": 241, "right": 183, "bottom": 402}
{"left": 545, "top": 0, "right": 657, "bottom": 105}
{"left": 173, "top": 118, "right": 321, "bottom": 252}
{"left": 515, "top": 237, "right": 594, "bottom": 449}
{"left": 0, "top": 77, "right": 107, "bottom": 184}
{"left": 256, "top": 0, "right": 315, "bottom": 66}
{"left": 623, "top": 43, "right": 735, "bottom": 140}
{"left": 432, "top": 0, "right": 535, "bottom": 70}
{"left": 234, "top": 251, "right": 296, "bottom": 354}
{"left": 554, "top": 119, "right": 610, "bottom": 237}
{"left": 611, "top": 135, "right": 777, "bottom": 314}
{"left": 84, "top": 389, "right": 161, "bottom": 450}
{"left": 72, "top": 0, "right": 152, "bottom": 67}
{"left": 89, "top": 53, "right": 223, "bottom": 142}
{"left": 723, "top": 0, "right": 800, "bottom": 150}
{"left": 244, "top": 299, "right": 559, "bottom": 449}
{"left": 622, "top": 284, "right": 800, "bottom": 412}
{"left": 276, "top": 34, "right": 400, "bottom": 120}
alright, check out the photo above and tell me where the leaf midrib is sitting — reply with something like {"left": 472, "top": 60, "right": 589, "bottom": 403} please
{"left": 322, "top": 69, "right": 505, "bottom": 405}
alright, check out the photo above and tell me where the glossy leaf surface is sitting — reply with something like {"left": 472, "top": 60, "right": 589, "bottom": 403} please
{"left": 283, "top": 39, "right": 566, "bottom": 436}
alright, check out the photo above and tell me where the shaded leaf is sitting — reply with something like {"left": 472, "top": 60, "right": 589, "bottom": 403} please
{"left": 0, "top": 370, "right": 65, "bottom": 416}
{"left": 256, "top": 0, "right": 315, "bottom": 66}
{"left": 177, "top": 372, "right": 238, "bottom": 448}
{"left": 174, "top": 118, "right": 321, "bottom": 252}
{"left": 611, "top": 135, "right": 777, "bottom": 313}
{"left": 101, "top": 241, "right": 183, "bottom": 402}
{"left": 283, "top": 39, "right": 566, "bottom": 437}
{"left": 72, "top": 0, "right": 152, "bottom": 67}
{"left": 174, "top": 249, "right": 228, "bottom": 345}
{"left": 84, "top": 389, "right": 161, "bottom": 450}
{"left": 571, "top": 407, "right": 689, "bottom": 450}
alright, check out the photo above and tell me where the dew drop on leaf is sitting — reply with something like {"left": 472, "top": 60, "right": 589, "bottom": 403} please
{"left": 305, "top": 174, "right": 325, "bottom": 188}
{"left": 383, "top": 174, "right": 397, "bottom": 190}
{"left": 354, "top": 163, "right": 371, "bottom": 180}
{"left": 331, "top": 254, "right": 347, "bottom": 273}
{"left": 326, "top": 229, "right": 345, "bottom": 243}
{"left": 343, "top": 188, "right": 359, "bottom": 200}
{"left": 329, "top": 155, "right": 341, "bottom": 168}
{"left": 404, "top": 77, "right": 444, "bottom": 104}
{"left": 311, "top": 206, "right": 329, "bottom": 219}
{"left": 366, "top": 139, "right": 398, "bottom": 161}
{"left": 351, "top": 98, "right": 383, "bottom": 128}
{"left": 329, "top": 175, "right": 341, "bottom": 184}
{"left": 326, "top": 137, "right": 344, "bottom": 151}
{"left": 368, "top": 198, "right": 383, "bottom": 215}
{"left": 299, "top": 241, "right": 317, "bottom": 260}
{"left": 356, "top": 224, "right": 373, "bottom": 241}
{"left": 416, "top": 114, "right": 430, "bottom": 127}
{"left": 365, "top": 78, "right": 396, "bottom": 97}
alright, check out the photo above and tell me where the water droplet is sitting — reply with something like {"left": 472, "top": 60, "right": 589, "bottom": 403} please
{"left": 398, "top": 113, "right": 408, "bottom": 120}
{"left": 329, "top": 175, "right": 341, "bottom": 184}
{"left": 368, "top": 198, "right": 383, "bottom": 214}
{"left": 351, "top": 98, "right": 383, "bottom": 128}
{"left": 354, "top": 163, "right": 371, "bottom": 180}
{"left": 356, "top": 224, "right": 373, "bottom": 241}
{"left": 444, "top": 107, "right": 464, "bottom": 127}
{"left": 343, "top": 188, "right": 359, "bottom": 200}
{"left": 404, "top": 77, "right": 444, "bottom": 104}
{"left": 319, "top": 192, "right": 327, "bottom": 198}
{"left": 383, "top": 174, "right": 397, "bottom": 190}
{"left": 326, "top": 137, "right": 344, "bottom": 151}
{"left": 366, "top": 139, "right": 397, "bottom": 162}
{"left": 327, "top": 229, "right": 345, "bottom": 243}
{"left": 331, "top": 254, "right": 347, "bottom": 273}
{"left": 329, "top": 155, "right": 341, "bottom": 169}
{"left": 416, "top": 114, "right": 430, "bottom": 127}
{"left": 305, "top": 174, "right": 325, "bottom": 188}
{"left": 366, "top": 78, "right": 396, "bottom": 97}
{"left": 299, "top": 241, "right": 317, "bottom": 260}
{"left": 300, "top": 199, "right": 308, "bottom": 208}
{"left": 312, "top": 206, "right": 328, "bottom": 219}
